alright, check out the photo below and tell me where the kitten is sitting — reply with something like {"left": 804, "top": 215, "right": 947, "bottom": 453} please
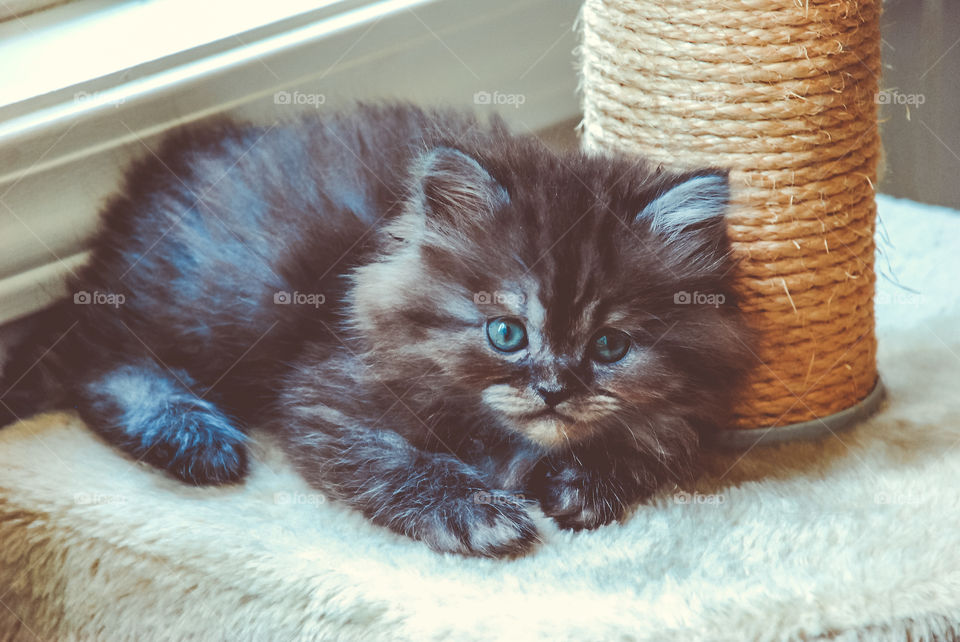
{"left": 0, "top": 104, "right": 751, "bottom": 557}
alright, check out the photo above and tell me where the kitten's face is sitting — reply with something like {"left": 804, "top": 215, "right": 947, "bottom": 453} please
{"left": 473, "top": 286, "right": 679, "bottom": 448}
{"left": 353, "top": 144, "right": 750, "bottom": 452}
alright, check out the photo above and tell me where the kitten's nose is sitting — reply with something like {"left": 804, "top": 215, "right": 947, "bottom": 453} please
{"left": 536, "top": 385, "right": 572, "bottom": 407}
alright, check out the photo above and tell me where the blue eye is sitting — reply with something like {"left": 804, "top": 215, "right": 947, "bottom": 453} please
{"left": 486, "top": 317, "right": 528, "bottom": 352}
{"left": 590, "top": 328, "right": 631, "bottom": 363}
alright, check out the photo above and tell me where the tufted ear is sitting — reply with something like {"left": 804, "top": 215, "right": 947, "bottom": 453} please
{"left": 636, "top": 173, "right": 730, "bottom": 258}
{"left": 415, "top": 147, "right": 509, "bottom": 225}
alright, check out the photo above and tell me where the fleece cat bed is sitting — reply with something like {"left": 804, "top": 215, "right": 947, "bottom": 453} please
{"left": 1, "top": 194, "right": 959, "bottom": 641}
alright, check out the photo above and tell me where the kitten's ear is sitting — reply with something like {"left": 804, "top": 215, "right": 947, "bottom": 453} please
{"left": 636, "top": 173, "right": 730, "bottom": 257}
{"left": 415, "top": 147, "right": 509, "bottom": 224}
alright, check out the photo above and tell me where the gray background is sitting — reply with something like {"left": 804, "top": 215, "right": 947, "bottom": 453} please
{"left": 878, "top": 0, "right": 960, "bottom": 208}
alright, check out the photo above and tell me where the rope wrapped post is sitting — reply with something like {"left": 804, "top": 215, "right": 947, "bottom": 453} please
{"left": 579, "top": 0, "right": 883, "bottom": 440}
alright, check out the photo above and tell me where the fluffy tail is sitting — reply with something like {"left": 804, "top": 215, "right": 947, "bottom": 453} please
{"left": 0, "top": 302, "right": 76, "bottom": 427}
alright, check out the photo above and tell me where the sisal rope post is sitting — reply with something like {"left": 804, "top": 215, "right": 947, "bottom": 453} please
{"left": 579, "top": 0, "right": 882, "bottom": 432}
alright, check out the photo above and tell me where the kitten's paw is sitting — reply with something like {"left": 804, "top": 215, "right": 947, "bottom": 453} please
{"left": 140, "top": 406, "right": 249, "bottom": 485}
{"left": 530, "top": 462, "right": 624, "bottom": 531}
{"left": 420, "top": 489, "right": 539, "bottom": 558}
{"left": 80, "top": 364, "right": 248, "bottom": 485}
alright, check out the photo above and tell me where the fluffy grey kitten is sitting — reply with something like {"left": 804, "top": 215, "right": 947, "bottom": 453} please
{"left": 0, "top": 104, "right": 751, "bottom": 557}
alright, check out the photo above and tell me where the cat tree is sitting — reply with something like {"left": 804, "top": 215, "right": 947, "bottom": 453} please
{"left": 579, "top": 0, "right": 885, "bottom": 444}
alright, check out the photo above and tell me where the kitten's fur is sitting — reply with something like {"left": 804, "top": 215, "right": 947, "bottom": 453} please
{"left": 0, "top": 104, "right": 751, "bottom": 557}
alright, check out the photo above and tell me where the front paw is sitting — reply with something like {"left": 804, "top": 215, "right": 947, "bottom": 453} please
{"left": 419, "top": 489, "right": 539, "bottom": 558}
{"left": 529, "top": 461, "right": 626, "bottom": 531}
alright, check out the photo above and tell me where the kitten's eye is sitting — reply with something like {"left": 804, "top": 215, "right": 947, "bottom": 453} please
{"left": 486, "top": 317, "right": 528, "bottom": 352}
{"left": 590, "top": 328, "right": 631, "bottom": 363}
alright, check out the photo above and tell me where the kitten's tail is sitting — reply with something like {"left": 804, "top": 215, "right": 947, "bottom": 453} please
{"left": 0, "top": 302, "right": 76, "bottom": 428}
